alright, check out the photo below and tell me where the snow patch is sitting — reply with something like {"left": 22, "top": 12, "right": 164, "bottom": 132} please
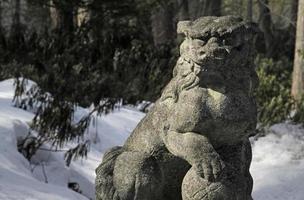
{"left": 251, "top": 123, "right": 304, "bottom": 200}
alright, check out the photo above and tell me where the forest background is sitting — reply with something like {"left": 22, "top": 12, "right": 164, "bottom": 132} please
{"left": 0, "top": 0, "right": 303, "bottom": 164}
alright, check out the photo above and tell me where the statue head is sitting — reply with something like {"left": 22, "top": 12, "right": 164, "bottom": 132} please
{"left": 177, "top": 16, "right": 257, "bottom": 66}
{"left": 163, "top": 16, "right": 258, "bottom": 102}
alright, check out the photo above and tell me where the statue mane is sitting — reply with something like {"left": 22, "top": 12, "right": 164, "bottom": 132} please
{"left": 161, "top": 57, "right": 201, "bottom": 102}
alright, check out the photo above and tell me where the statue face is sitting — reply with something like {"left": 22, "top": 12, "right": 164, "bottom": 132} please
{"left": 177, "top": 31, "right": 256, "bottom": 95}
{"left": 177, "top": 16, "right": 257, "bottom": 69}
{"left": 180, "top": 33, "right": 250, "bottom": 68}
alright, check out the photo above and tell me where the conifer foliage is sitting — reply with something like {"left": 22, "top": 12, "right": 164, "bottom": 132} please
{"left": 0, "top": 0, "right": 176, "bottom": 165}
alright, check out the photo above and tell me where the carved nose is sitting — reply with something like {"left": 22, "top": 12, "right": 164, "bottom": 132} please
{"left": 204, "top": 37, "right": 228, "bottom": 58}
{"left": 204, "top": 37, "right": 220, "bottom": 51}
{"left": 207, "top": 37, "right": 219, "bottom": 44}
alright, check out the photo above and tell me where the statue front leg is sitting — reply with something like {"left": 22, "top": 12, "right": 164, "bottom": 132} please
{"left": 161, "top": 130, "right": 225, "bottom": 182}
{"left": 161, "top": 130, "right": 239, "bottom": 200}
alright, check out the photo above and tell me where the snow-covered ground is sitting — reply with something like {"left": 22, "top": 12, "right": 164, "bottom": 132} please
{"left": 0, "top": 79, "right": 303, "bottom": 200}
{"left": 251, "top": 123, "right": 304, "bottom": 200}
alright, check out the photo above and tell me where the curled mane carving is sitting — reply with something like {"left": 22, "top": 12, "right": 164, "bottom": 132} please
{"left": 161, "top": 57, "right": 201, "bottom": 102}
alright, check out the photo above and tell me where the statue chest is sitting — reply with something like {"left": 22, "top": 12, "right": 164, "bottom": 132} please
{"left": 168, "top": 87, "right": 256, "bottom": 142}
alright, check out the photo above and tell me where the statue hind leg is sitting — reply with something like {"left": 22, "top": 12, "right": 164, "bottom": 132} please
{"left": 95, "top": 146, "right": 123, "bottom": 200}
{"left": 96, "top": 148, "right": 164, "bottom": 200}
{"left": 113, "top": 151, "right": 164, "bottom": 200}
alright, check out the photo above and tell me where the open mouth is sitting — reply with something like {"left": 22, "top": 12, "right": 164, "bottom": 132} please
{"left": 200, "top": 42, "right": 243, "bottom": 63}
{"left": 198, "top": 66, "right": 225, "bottom": 91}
{"left": 194, "top": 47, "right": 231, "bottom": 65}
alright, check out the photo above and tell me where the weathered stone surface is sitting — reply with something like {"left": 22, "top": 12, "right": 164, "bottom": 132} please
{"left": 96, "top": 15, "right": 258, "bottom": 200}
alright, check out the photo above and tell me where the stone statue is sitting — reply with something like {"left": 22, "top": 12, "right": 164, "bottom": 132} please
{"left": 96, "top": 16, "right": 258, "bottom": 200}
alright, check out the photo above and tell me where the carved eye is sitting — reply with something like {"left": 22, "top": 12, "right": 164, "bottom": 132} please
{"left": 222, "top": 38, "right": 233, "bottom": 46}
{"left": 223, "top": 39, "right": 226, "bottom": 45}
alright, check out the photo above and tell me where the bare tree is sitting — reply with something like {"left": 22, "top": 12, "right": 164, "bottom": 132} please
{"left": 247, "top": 0, "right": 253, "bottom": 22}
{"left": 0, "top": 1, "right": 2, "bottom": 29}
{"left": 291, "top": 0, "right": 299, "bottom": 24}
{"left": 50, "top": 0, "right": 75, "bottom": 33}
{"left": 188, "top": 0, "right": 222, "bottom": 19}
{"left": 177, "top": 0, "right": 189, "bottom": 20}
{"left": 0, "top": 0, "right": 4, "bottom": 47}
{"left": 208, "top": 0, "right": 222, "bottom": 16}
{"left": 13, "top": 0, "right": 21, "bottom": 27}
{"left": 151, "top": 0, "right": 222, "bottom": 46}
{"left": 151, "top": 3, "right": 175, "bottom": 46}
{"left": 292, "top": 0, "right": 304, "bottom": 102}
{"left": 258, "top": 0, "right": 275, "bottom": 56}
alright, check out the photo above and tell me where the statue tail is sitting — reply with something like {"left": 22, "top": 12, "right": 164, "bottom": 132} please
{"left": 95, "top": 146, "right": 123, "bottom": 200}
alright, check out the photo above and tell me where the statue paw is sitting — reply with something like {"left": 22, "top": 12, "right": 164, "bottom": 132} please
{"left": 193, "top": 153, "right": 225, "bottom": 182}
{"left": 182, "top": 166, "right": 234, "bottom": 200}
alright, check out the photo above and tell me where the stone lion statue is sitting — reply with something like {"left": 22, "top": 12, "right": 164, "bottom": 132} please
{"left": 96, "top": 16, "right": 258, "bottom": 200}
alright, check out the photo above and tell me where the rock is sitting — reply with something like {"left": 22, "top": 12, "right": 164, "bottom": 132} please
{"left": 96, "top": 15, "right": 258, "bottom": 200}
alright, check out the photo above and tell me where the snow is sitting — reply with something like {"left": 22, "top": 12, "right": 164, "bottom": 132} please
{"left": 251, "top": 123, "right": 304, "bottom": 200}
{"left": 0, "top": 78, "right": 304, "bottom": 200}
{"left": 0, "top": 79, "right": 144, "bottom": 200}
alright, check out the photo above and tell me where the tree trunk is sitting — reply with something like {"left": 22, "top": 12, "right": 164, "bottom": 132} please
{"left": 51, "top": 0, "right": 75, "bottom": 33}
{"left": 11, "top": 0, "right": 22, "bottom": 36}
{"left": 247, "top": 0, "right": 253, "bottom": 22}
{"left": 8, "top": 0, "right": 24, "bottom": 51}
{"left": 289, "top": 0, "right": 299, "bottom": 60}
{"left": 177, "top": 0, "right": 189, "bottom": 20}
{"left": 0, "top": 1, "right": 4, "bottom": 49}
{"left": 188, "top": 0, "right": 222, "bottom": 20}
{"left": 50, "top": 0, "right": 59, "bottom": 30}
{"left": 292, "top": 0, "right": 304, "bottom": 102}
{"left": 291, "top": 0, "right": 299, "bottom": 24}
{"left": 207, "top": 0, "right": 222, "bottom": 16}
{"left": 258, "top": 0, "right": 274, "bottom": 57}
{"left": 151, "top": 3, "right": 175, "bottom": 46}
{"left": 0, "top": 1, "right": 2, "bottom": 29}
{"left": 13, "top": 0, "right": 21, "bottom": 26}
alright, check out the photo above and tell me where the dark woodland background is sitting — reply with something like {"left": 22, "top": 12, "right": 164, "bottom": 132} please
{"left": 0, "top": 0, "right": 303, "bottom": 164}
